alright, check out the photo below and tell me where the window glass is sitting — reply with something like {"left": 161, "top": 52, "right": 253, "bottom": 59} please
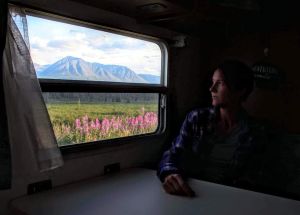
{"left": 43, "top": 92, "right": 159, "bottom": 146}
{"left": 27, "top": 15, "right": 162, "bottom": 84}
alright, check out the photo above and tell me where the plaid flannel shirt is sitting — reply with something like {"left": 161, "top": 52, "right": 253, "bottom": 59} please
{"left": 157, "top": 107, "right": 268, "bottom": 188}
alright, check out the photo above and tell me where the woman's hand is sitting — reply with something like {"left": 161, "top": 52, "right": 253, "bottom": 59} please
{"left": 163, "top": 174, "right": 195, "bottom": 197}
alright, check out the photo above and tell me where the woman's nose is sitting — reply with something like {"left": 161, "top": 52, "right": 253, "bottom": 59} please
{"left": 210, "top": 83, "right": 216, "bottom": 92}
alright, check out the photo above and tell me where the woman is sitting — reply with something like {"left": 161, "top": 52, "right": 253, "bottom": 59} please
{"left": 157, "top": 60, "right": 268, "bottom": 197}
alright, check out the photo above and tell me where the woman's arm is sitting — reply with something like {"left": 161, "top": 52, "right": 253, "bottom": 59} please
{"left": 157, "top": 109, "right": 208, "bottom": 196}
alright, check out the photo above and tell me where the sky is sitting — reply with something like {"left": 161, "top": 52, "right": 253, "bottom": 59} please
{"left": 26, "top": 15, "right": 162, "bottom": 76}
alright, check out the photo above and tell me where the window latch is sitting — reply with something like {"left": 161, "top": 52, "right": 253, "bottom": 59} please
{"left": 160, "top": 94, "right": 166, "bottom": 109}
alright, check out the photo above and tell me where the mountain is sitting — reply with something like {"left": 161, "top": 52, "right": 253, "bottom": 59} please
{"left": 138, "top": 74, "right": 160, "bottom": 84}
{"left": 34, "top": 63, "right": 50, "bottom": 73}
{"left": 36, "top": 56, "right": 158, "bottom": 83}
{"left": 38, "top": 56, "right": 100, "bottom": 80}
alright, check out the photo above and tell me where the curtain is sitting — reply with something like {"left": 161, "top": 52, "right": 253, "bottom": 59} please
{"left": 0, "top": 0, "right": 11, "bottom": 190}
{"left": 2, "top": 6, "right": 63, "bottom": 172}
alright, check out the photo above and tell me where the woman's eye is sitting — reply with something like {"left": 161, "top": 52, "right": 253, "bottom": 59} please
{"left": 211, "top": 80, "right": 223, "bottom": 88}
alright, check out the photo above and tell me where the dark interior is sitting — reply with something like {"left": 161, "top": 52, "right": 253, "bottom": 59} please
{"left": 4, "top": 0, "right": 300, "bottom": 205}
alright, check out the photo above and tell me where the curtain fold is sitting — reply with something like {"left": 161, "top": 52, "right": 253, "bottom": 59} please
{"left": 2, "top": 6, "right": 63, "bottom": 172}
{"left": 0, "top": 0, "right": 11, "bottom": 190}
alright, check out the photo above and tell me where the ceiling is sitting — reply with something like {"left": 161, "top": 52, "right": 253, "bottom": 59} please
{"left": 68, "top": 0, "right": 300, "bottom": 36}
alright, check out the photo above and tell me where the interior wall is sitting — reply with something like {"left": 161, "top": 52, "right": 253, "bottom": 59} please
{"left": 167, "top": 36, "right": 216, "bottom": 141}
{"left": 215, "top": 29, "right": 300, "bottom": 134}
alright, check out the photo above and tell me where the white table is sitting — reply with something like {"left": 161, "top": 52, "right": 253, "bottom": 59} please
{"left": 10, "top": 168, "right": 300, "bottom": 215}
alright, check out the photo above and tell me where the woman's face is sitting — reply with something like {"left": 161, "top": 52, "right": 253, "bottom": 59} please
{"left": 210, "top": 69, "right": 241, "bottom": 107}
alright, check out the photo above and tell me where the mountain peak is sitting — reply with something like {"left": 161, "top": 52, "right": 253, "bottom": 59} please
{"left": 55, "top": 56, "right": 87, "bottom": 66}
{"left": 61, "top": 56, "right": 81, "bottom": 62}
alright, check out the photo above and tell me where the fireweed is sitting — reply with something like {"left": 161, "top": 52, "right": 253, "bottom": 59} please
{"left": 53, "top": 112, "right": 158, "bottom": 146}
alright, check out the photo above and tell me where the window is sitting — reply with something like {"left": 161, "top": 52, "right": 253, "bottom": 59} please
{"left": 22, "top": 11, "right": 167, "bottom": 147}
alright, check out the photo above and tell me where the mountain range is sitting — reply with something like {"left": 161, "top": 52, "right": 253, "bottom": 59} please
{"left": 34, "top": 56, "right": 160, "bottom": 84}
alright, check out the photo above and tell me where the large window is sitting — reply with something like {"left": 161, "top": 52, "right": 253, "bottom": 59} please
{"left": 22, "top": 11, "right": 167, "bottom": 147}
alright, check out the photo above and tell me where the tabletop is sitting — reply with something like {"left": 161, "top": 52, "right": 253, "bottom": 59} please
{"left": 10, "top": 168, "right": 300, "bottom": 215}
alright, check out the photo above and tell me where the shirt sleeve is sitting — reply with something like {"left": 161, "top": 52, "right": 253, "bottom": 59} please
{"left": 157, "top": 110, "right": 199, "bottom": 182}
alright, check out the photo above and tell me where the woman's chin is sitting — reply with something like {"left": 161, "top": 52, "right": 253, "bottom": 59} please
{"left": 212, "top": 101, "right": 218, "bottom": 106}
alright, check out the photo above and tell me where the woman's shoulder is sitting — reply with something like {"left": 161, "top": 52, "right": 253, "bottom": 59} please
{"left": 184, "top": 106, "right": 217, "bottom": 127}
{"left": 187, "top": 106, "right": 215, "bottom": 117}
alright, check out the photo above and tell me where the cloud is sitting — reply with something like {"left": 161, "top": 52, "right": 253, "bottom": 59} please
{"left": 73, "top": 32, "right": 86, "bottom": 40}
{"left": 47, "top": 37, "right": 90, "bottom": 50}
{"left": 47, "top": 40, "right": 68, "bottom": 48}
{"left": 29, "top": 36, "right": 47, "bottom": 49}
{"left": 69, "top": 29, "right": 81, "bottom": 34}
{"left": 85, "top": 33, "right": 147, "bottom": 51}
{"left": 30, "top": 42, "right": 42, "bottom": 49}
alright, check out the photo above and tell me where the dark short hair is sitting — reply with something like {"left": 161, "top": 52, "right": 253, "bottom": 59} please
{"left": 216, "top": 60, "right": 254, "bottom": 102}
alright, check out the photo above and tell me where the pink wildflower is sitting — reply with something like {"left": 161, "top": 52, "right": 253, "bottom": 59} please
{"left": 75, "top": 118, "right": 81, "bottom": 129}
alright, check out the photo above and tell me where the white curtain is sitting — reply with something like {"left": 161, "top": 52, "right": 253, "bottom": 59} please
{"left": 2, "top": 6, "right": 63, "bottom": 171}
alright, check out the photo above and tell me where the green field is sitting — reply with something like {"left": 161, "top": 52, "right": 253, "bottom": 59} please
{"left": 46, "top": 103, "right": 158, "bottom": 146}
